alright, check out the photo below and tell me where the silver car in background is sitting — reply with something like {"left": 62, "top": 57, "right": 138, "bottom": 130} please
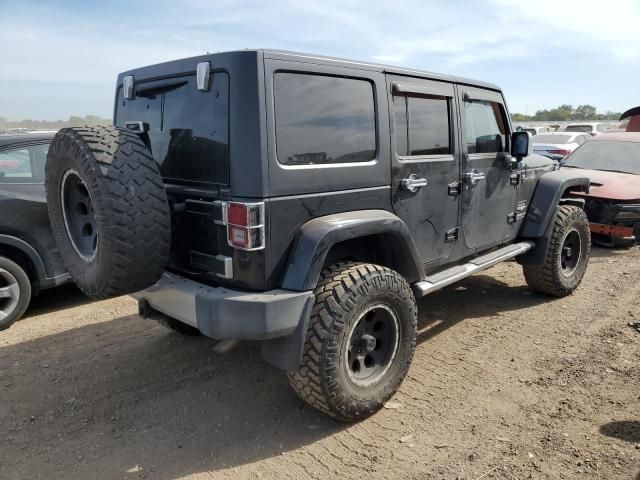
{"left": 532, "top": 132, "right": 591, "bottom": 160}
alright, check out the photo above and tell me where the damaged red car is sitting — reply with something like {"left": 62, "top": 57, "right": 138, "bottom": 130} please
{"left": 562, "top": 132, "right": 640, "bottom": 247}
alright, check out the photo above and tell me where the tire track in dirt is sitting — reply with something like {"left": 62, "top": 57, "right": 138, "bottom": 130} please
{"left": 0, "top": 248, "right": 638, "bottom": 479}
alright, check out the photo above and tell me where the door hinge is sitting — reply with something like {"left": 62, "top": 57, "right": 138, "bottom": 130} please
{"left": 445, "top": 227, "right": 459, "bottom": 242}
{"left": 448, "top": 182, "right": 461, "bottom": 196}
{"left": 509, "top": 173, "right": 521, "bottom": 185}
{"left": 507, "top": 209, "right": 526, "bottom": 224}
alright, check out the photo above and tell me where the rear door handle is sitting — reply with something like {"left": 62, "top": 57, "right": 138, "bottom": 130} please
{"left": 401, "top": 174, "right": 428, "bottom": 192}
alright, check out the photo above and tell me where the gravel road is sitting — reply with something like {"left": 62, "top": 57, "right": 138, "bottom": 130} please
{"left": 1, "top": 246, "right": 639, "bottom": 480}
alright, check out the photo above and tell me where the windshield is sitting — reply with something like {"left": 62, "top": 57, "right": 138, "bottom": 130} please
{"left": 563, "top": 140, "right": 640, "bottom": 174}
{"left": 565, "top": 125, "right": 593, "bottom": 133}
{"left": 533, "top": 134, "right": 572, "bottom": 144}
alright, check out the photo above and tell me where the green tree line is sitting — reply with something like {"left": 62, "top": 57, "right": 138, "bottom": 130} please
{"left": 511, "top": 104, "right": 621, "bottom": 122}
{"left": 0, "top": 115, "right": 111, "bottom": 131}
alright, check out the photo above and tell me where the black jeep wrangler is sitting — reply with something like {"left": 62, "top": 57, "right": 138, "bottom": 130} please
{"left": 45, "top": 50, "right": 591, "bottom": 421}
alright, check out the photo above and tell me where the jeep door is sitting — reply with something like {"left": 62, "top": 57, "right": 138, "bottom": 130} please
{"left": 457, "top": 87, "right": 516, "bottom": 249}
{"left": 388, "top": 76, "right": 460, "bottom": 267}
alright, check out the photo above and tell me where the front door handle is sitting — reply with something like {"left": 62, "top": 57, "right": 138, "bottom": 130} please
{"left": 464, "top": 169, "right": 486, "bottom": 186}
{"left": 401, "top": 174, "right": 428, "bottom": 192}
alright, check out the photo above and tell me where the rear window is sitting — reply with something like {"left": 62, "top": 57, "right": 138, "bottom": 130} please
{"left": 115, "top": 73, "right": 229, "bottom": 185}
{"left": 533, "top": 134, "right": 572, "bottom": 144}
{"left": 565, "top": 125, "right": 593, "bottom": 133}
{"left": 274, "top": 73, "right": 376, "bottom": 166}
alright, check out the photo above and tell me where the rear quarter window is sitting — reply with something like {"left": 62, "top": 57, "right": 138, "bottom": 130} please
{"left": 274, "top": 73, "right": 376, "bottom": 166}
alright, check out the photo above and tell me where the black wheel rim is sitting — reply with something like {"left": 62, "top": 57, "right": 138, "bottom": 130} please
{"left": 345, "top": 304, "right": 400, "bottom": 387}
{"left": 61, "top": 170, "right": 98, "bottom": 261}
{"left": 560, "top": 229, "right": 582, "bottom": 276}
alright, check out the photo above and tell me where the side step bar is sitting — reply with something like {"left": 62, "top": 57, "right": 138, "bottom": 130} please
{"left": 412, "top": 241, "right": 535, "bottom": 297}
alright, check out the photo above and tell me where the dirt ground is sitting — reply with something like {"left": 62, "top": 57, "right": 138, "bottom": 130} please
{"left": 1, "top": 246, "right": 639, "bottom": 480}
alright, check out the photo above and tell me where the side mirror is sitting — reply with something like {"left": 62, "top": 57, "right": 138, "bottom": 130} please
{"left": 511, "top": 131, "right": 532, "bottom": 160}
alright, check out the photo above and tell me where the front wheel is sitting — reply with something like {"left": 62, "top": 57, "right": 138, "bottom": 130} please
{"left": 523, "top": 205, "right": 590, "bottom": 297}
{"left": 288, "top": 262, "right": 417, "bottom": 422}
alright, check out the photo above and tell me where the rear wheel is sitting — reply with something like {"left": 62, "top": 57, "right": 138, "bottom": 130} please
{"left": 0, "top": 256, "right": 32, "bottom": 331}
{"left": 46, "top": 126, "right": 171, "bottom": 299}
{"left": 288, "top": 262, "right": 417, "bottom": 422}
{"left": 523, "top": 206, "right": 590, "bottom": 297}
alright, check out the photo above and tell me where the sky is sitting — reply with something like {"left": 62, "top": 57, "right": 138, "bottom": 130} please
{"left": 1, "top": 0, "right": 639, "bottom": 121}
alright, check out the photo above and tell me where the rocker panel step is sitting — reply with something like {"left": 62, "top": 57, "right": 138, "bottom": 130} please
{"left": 413, "top": 241, "right": 534, "bottom": 297}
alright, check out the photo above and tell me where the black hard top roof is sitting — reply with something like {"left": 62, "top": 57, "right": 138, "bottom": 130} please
{"left": 0, "top": 131, "right": 56, "bottom": 148}
{"left": 119, "top": 49, "right": 502, "bottom": 93}
{"left": 262, "top": 49, "right": 502, "bottom": 91}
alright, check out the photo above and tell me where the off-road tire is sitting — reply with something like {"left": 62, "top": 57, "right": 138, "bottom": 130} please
{"left": 523, "top": 206, "right": 590, "bottom": 297}
{"left": 0, "top": 256, "right": 32, "bottom": 331}
{"left": 46, "top": 126, "right": 171, "bottom": 299}
{"left": 288, "top": 262, "right": 417, "bottom": 422}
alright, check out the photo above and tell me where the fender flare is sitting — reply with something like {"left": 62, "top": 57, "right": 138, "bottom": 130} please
{"left": 520, "top": 169, "right": 591, "bottom": 238}
{"left": 517, "top": 169, "right": 590, "bottom": 265}
{"left": 281, "top": 210, "right": 424, "bottom": 291}
{"left": 0, "top": 234, "right": 48, "bottom": 286}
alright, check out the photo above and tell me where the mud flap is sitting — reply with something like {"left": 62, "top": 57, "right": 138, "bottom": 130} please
{"left": 260, "top": 295, "right": 315, "bottom": 371}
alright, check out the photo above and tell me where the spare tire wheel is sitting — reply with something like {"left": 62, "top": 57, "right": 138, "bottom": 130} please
{"left": 46, "top": 126, "right": 171, "bottom": 298}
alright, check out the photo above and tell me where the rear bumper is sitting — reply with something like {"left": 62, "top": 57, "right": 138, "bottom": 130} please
{"left": 133, "top": 272, "right": 314, "bottom": 341}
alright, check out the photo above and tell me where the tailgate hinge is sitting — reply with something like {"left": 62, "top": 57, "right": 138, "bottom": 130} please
{"left": 445, "top": 227, "right": 459, "bottom": 242}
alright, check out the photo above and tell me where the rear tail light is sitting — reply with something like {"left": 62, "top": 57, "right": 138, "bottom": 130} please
{"left": 221, "top": 201, "right": 265, "bottom": 251}
{"left": 548, "top": 149, "right": 571, "bottom": 156}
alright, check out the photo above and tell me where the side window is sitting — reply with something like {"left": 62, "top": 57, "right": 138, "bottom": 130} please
{"left": 576, "top": 135, "right": 585, "bottom": 145}
{"left": 464, "top": 100, "right": 507, "bottom": 154}
{"left": 393, "top": 94, "right": 451, "bottom": 157}
{"left": 0, "top": 144, "right": 48, "bottom": 184}
{"left": 274, "top": 73, "right": 376, "bottom": 165}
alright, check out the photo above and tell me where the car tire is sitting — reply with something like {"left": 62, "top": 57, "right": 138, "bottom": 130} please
{"left": 46, "top": 126, "right": 171, "bottom": 299}
{"left": 523, "top": 205, "right": 590, "bottom": 297}
{"left": 0, "top": 256, "right": 32, "bottom": 331}
{"left": 288, "top": 262, "right": 417, "bottom": 422}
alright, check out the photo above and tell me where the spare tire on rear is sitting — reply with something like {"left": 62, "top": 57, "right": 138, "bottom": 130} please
{"left": 46, "top": 126, "right": 171, "bottom": 299}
